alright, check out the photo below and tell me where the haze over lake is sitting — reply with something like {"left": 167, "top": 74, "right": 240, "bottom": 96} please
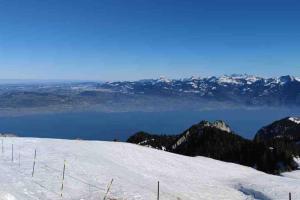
{"left": 0, "top": 108, "right": 299, "bottom": 141}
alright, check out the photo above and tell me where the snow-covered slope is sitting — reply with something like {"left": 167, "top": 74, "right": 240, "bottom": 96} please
{"left": 0, "top": 137, "right": 300, "bottom": 200}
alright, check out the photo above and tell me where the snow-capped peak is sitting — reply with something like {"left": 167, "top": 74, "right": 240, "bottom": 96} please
{"left": 243, "top": 75, "right": 261, "bottom": 84}
{"left": 189, "top": 75, "right": 201, "bottom": 81}
{"left": 157, "top": 76, "right": 171, "bottom": 83}
{"left": 288, "top": 117, "right": 300, "bottom": 124}
{"left": 218, "top": 75, "right": 241, "bottom": 85}
{"left": 212, "top": 74, "right": 259, "bottom": 85}
{"left": 278, "top": 75, "right": 295, "bottom": 85}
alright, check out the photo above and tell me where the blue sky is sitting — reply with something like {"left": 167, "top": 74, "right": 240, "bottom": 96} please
{"left": 0, "top": 0, "right": 299, "bottom": 81}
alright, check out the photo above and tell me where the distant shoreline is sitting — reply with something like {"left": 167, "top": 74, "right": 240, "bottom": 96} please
{"left": 0, "top": 105, "right": 298, "bottom": 117}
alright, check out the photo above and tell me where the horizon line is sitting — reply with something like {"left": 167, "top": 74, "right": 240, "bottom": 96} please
{"left": 0, "top": 74, "right": 298, "bottom": 84}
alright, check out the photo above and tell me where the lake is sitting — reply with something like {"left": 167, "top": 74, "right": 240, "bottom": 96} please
{"left": 0, "top": 108, "right": 299, "bottom": 141}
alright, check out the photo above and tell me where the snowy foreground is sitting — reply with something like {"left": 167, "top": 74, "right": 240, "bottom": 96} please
{"left": 0, "top": 137, "right": 300, "bottom": 200}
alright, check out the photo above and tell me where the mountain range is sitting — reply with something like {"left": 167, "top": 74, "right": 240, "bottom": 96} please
{"left": 101, "top": 74, "right": 300, "bottom": 107}
{"left": 0, "top": 74, "right": 299, "bottom": 114}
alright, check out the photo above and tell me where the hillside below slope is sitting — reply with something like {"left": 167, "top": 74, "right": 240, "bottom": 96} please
{"left": 0, "top": 137, "right": 300, "bottom": 200}
{"left": 255, "top": 117, "right": 300, "bottom": 142}
{"left": 128, "top": 120, "right": 299, "bottom": 174}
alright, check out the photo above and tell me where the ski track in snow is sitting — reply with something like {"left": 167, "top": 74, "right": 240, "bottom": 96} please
{"left": 0, "top": 137, "right": 300, "bottom": 200}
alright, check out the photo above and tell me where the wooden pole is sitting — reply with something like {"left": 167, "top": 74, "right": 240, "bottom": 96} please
{"left": 289, "top": 192, "right": 292, "bottom": 200}
{"left": 103, "top": 179, "right": 114, "bottom": 200}
{"left": 32, "top": 149, "right": 37, "bottom": 177}
{"left": 61, "top": 160, "right": 66, "bottom": 197}
{"left": 18, "top": 153, "right": 21, "bottom": 168}
{"left": 11, "top": 144, "right": 13, "bottom": 162}
{"left": 157, "top": 181, "right": 160, "bottom": 200}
